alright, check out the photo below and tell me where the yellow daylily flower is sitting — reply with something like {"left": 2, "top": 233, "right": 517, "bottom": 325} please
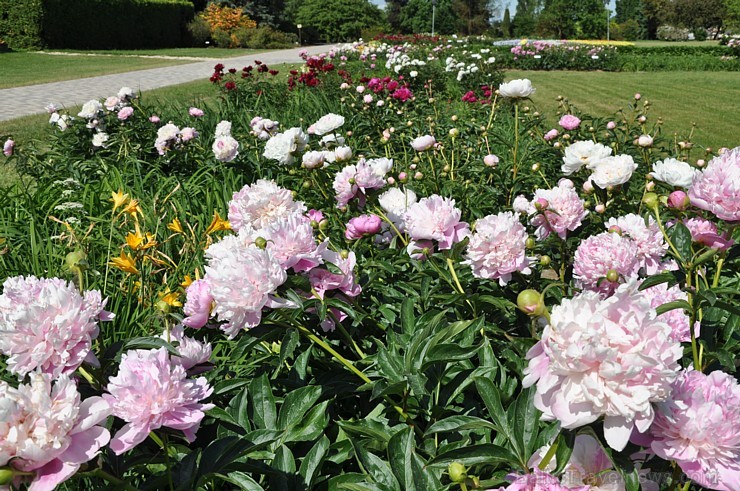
{"left": 167, "top": 217, "right": 184, "bottom": 234}
{"left": 158, "top": 289, "right": 183, "bottom": 308}
{"left": 111, "top": 189, "right": 129, "bottom": 211}
{"left": 122, "top": 199, "right": 143, "bottom": 219}
{"left": 125, "top": 224, "right": 157, "bottom": 251}
{"left": 205, "top": 211, "right": 231, "bottom": 235}
{"left": 110, "top": 251, "right": 139, "bottom": 274}
{"left": 181, "top": 275, "right": 193, "bottom": 288}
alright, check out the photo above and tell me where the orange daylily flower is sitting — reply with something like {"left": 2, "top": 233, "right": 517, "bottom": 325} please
{"left": 109, "top": 251, "right": 139, "bottom": 274}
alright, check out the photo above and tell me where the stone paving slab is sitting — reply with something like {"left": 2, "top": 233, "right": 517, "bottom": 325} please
{"left": 0, "top": 45, "right": 335, "bottom": 122}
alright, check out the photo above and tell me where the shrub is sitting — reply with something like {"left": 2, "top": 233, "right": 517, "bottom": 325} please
{"left": 187, "top": 15, "right": 211, "bottom": 46}
{"left": 199, "top": 2, "right": 256, "bottom": 43}
{"left": 693, "top": 27, "right": 708, "bottom": 41}
{"left": 211, "top": 28, "right": 232, "bottom": 48}
{"left": 232, "top": 26, "right": 296, "bottom": 49}
{"left": 657, "top": 24, "right": 690, "bottom": 41}
{"left": 0, "top": 0, "right": 43, "bottom": 49}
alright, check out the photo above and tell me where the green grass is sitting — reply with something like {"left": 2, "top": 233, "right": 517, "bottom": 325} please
{"left": 506, "top": 70, "right": 740, "bottom": 150}
{"left": 53, "top": 47, "right": 270, "bottom": 58}
{"left": 0, "top": 52, "right": 194, "bottom": 89}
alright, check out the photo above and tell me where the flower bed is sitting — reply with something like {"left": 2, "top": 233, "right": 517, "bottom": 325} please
{"left": 0, "top": 37, "right": 738, "bottom": 491}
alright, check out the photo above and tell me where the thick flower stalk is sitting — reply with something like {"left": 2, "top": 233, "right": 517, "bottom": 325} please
{"left": 523, "top": 281, "right": 682, "bottom": 451}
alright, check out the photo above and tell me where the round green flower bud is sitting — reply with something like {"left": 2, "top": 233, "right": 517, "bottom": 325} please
{"left": 606, "top": 269, "right": 620, "bottom": 283}
{"left": 340, "top": 249, "right": 350, "bottom": 259}
{"left": 448, "top": 462, "right": 467, "bottom": 483}
{"left": 517, "top": 289, "right": 545, "bottom": 316}
{"left": 525, "top": 237, "right": 536, "bottom": 249}
{"left": 0, "top": 469, "right": 15, "bottom": 485}
{"left": 540, "top": 255, "right": 551, "bottom": 266}
{"left": 642, "top": 192, "right": 659, "bottom": 209}
{"left": 255, "top": 237, "right": 268, "bottom": 249}
{"left": 65, "top": 249, "right": 88, "bottom": 273}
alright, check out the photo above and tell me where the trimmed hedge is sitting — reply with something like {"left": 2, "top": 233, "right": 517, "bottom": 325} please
{"left": 0, "top": 0, "right": 194, "bottom": 50}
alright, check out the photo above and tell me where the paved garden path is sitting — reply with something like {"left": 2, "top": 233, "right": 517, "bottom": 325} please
{"left": 0, "top": 45, "right": 334, "bottom": 122}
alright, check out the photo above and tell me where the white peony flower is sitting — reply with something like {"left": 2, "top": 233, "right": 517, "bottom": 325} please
{"left": 117, "top": 86, "right": 135, "bottom": 100}
{"left": 78, "top": 100, "right": 103, "bottom": 119}
{"left": 92, "top": 132, "right": 109, "bottom": 148}
{"left": 263, "top": 127, "right": 308, "bottom": 165}
{"left": 498, "top": 79, "right": 535, "bottom": 99}
{"left": 637, "top": 134, "right": 654, "bottom": 147}
{"left": 311, "top": 113, "right": 345, "bottom": 135}
{"left": 561, "top": 140, "right": 612, "bottom": 175}
{"left": 590, "top": 154, "right": 638, "bottom": 188}
{"left": 652, "top": 158, "right": 699, "bottom": 188}
{"left": 212, "top": 135, "right": 239, "bottom": 162}
{"left": 302, "top": 150, "right": 325, "bottom": 169}
{"left": 215, "top": 120, "right": 232, "bottom": 138}
{"left": 334, "top": 146, "right": 353, "bottom": 162}
{"left": 379, "top": 187, "right": 417, "bottom": 229}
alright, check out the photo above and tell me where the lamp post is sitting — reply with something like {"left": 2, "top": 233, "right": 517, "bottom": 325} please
{"left": 297, "top": 24, "right": 302, "bottom": 46}
{"left": 431, "top": 0, "right": 436, "bottom": 36}
{"left": 605, "top": 1, "right": 610, "bottom": 41}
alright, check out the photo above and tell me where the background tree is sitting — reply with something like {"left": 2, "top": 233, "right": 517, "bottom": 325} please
{"left": 641, "top": 0, "right": 671, "bottom": 38}
{"left": 453, "top": 0, "right": 492, "bottom": 34}
{"left": 512, "top": 0, "right": 543, "bottom": 36}
{"left": 669, "top": 0, "right": 726, "bottom": 36}
{"left": 399, "top": 0, "right": 458, "bottom": 34}
{"left": 535, "top": 0, "right": 607, "bottom": 38}
{"left": 294, "top": 0, "right": 387, "bottom": 42}
{"left": 725, "top": 0, "right": 740, "bottom": 31}
{"left": 386, "top": 0, "right": 409, "bottom": 32}
{"left": 501, "top": 7, "right": 512, "bottom": 36}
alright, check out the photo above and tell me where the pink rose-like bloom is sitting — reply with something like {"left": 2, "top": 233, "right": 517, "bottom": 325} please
{"left": 465, "top": 211, "right": 531, "bottom": 286}
{"left": 149, "top": 115, "right": 160, "bottom": 124}
{"left": 228, "top": 179, "right": 306, "bottom": 233}
{"left": 212, "top": 135, "right": 239, "bottom": 162}
{"left": 188, "top": 107, "right": 204, "bottom": 117}
{"left": 104, "top": 347, "right": 213, "bottom": 454}
{"left": 573, "top": 232, "right": 641, "bottom": 296}
{"left": 0, "top": 276, "right": 112, "bottom": 379}
{"left": 307, "top": 209, "right": 324, "bottom": 223}
{"left": 605, "top": 213, "right": 667, "bottom": 274}
{"left": 0, "top": 373, "right": 111, "bottom": 491}
{"left": 411, "top": 135, "right": 436, "bottom": 152}
{"left": 4, "top": 138, "right": 15, "bottom": 156}
{"left": 529, "top": 182, "right": 588, "bottom": 240}
{"left": 204, "top": 235, "right": 289, "bottom": 338}
{"left": 345, "top": 214, "right": 382, "bottom": 240}
{"left": 245, "top": 213, "right": 326, "bottom": 272}
{"left": 180, "top": 126, "right": 198, "bottom": 142}
{"left": 104, "top": 96, "right": 121, "bottom": 111}
{"left": 523, "top": 281, "right": 682, "bottom": 451}
{"left": 404, "top": 195, "right": 470, "bottom": 253}
{"left": 484, "top": 154, "right": 500, "bottom": 167}
{"left": 641, "top": 282, "right": 697, "bottom": 343}
{"left": 559, "top": 114, "right": 581, "bottom": 131}
{"left": 117, "top": 106, "right": 134, "bottom": 121}
{"left": 392, "top": 86, "right": 413, "bottom": 102}
{"left": 309, "top": 249, "right": 361, "bottom": 299}
{"left": 333, "top": 165, "right": 360, "bottom": 207}
{"left": 688, "top": 146, "right": 740, "bottom": 222}
{"left": 648, "top": 369, "right": 740, "bottom": 491}
{"left": 160, "top": 325, "right": 212, "bottom": 372}
{"left": 683, "top": 217, "right": 734, "bottom": 251}
{"left": 544, "top": 129, "right": 559, "bottom": 141}
{"left": 182, "top": 279, "right": 214, "bottom": 329}
{"left": 493, "top": 469, "right": 589, "bottom": 491}
{"left": 607, "top": 121, "right": 616, "bottom": 130}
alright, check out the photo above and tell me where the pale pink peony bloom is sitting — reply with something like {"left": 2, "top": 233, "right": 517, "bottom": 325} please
{"left": 3, "top": 138, "right": 14, "bottom": 157}
{"left": 607, "top": 121, "right": 616, "bottom": 130}
{"left": 246, "top": 213, "right": 326, "bottom": 272}
{"left": 512, "top": 195, "right": 531, "bottom": 214}
{"left": 590, "top": 154, "right": 638, "bottom": 188}
{"left": 307, "top": 209, "right": 324, "bottom": 223}
{"left": 0, "top": 373, "right": 111, "bottom": 491}
{"left": 180, "top": 126, "right": 198, "bottom": 142}
{"left": 559, "top": 114, "right": 581, "bottom": 131}
{"left": 404, "top": 195, "right": 470, "bottom": 254}
{"left": 484, "top": 154, "right": 500, "bottom": 167}
{"left": 345, "top": 214, "right": 382, "bottom": 240}
{"left": 0, "top": 276, "right": 112, "bottom": 379}
{"left": 464, "top": 211, "right": 531, "bottom": 286}
{"left": 311, "top": 113, "right": 344, "bottom": 135}
{"left": 182, "top": 279, "right": 214, "bottom": 329}
{"left": 529, "top": 182, "right": 588, "bottom": 240}
{"left": 411, "top": 135, "right": 436, "bottom": 152}
{"left": 573, "top": 232, "right": 641, "bottom": 296}
{"left": 640, "top": 282, "right": 697, "bottom": 343}
{"left": 104, "top": 347, "right": 213, "bottom": 454}
{"left": 160, "top": 324, "right": 212, "bottom": 372}
{"left": 212, "top": 135, "right": 239, "bottom": 162}
{"left": 648, "top": 369, "right": 740, "bottom": 491}
{"left": 492, "top": 469, "right": 589, "bottom": 491}
{"left": 104, "top": 96, "right": 121, "bottom": 111}
{"left": 149, "top": 115, "right": 160, "bottom": 124}
{"left": 605, "top": 213, "right": 667, "bottom": 273}
{"left": 561, "top": 140, "right": 612, "bottom": 175}
{"left": 228, "top": 179, "right": 306, "bottom": 233}
{"left": 637, "top": 134, "right": 653, "bottom": 147}
{"left": 688, "top": 147, "right": 740, "bottom": 222}
{"left": 309, "top": 249, "right": 361, "bottom": 299}
{"left": 523, "top": 281, "right": 682, "bottom": 451}
{"left": 302, "top": 150, "right": 326, "bottom": 169}
{"left": 333, "top": 165, "right": 360, "bottom": 207}
{"left": 543, "top": 129, "right": 559, "bottom": 141}
{"left": 188, "top": 107, "right": 204, "bottom": 117}
{"left": 117, "top": 106, "right": 134, "bottom": 120}
{"left": 683, "top": 217, "right": 734, "bottom": 251}
{"left": 204, "top": 235, "right": 289, "bottom": 337}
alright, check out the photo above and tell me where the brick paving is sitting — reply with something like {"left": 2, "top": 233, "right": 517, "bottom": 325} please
{"left": 0, "top": 45, "right": 334, "bottom": 122}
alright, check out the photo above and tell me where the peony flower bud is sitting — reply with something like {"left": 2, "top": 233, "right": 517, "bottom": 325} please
{"left": 483, "top": 154, "right": 499, "bottom": 167}
{"left": 517, "top": 289, "right": 545, "bottom": 316}
{"left": 637, "top": 134, "right": 653, "bottom": 147}
{"left": 642, "top": 192, "right": 659, "bottom": 209}
{"left": 606, "top": 121, "right": 616, "bottom": 130}
{"left": 595, "top": 204, "right": 606, "bottom": 213}
{"left": 448, "top": 463, "right": 467, "bottom": 483}
{"left": 667, "top": 190, "right": 690, "bottom": 211}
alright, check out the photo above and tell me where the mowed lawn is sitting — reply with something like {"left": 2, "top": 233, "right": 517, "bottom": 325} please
{"left": 505, "top": 70, "right": 740, "bottom": 150}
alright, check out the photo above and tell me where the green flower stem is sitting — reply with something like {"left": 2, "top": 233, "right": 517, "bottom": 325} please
{"left": 163, "top": 434, "right": 175, "bottom": 491}
{"left": 512, "top": 101, "right": 520, "bottom": 182}
{"left": 311, "top": 172, "right": 330, "bottom": 201}
{"left": 652, "top": 206, "right": 682, "bottom": 261}
{"left": 373, "top": 207, "right": 408, "bottom": 246}
{"left": 485, "top": 94, "right": 499, "bottom": 131}
{"left": 685, "top": 273, "right": 701, "bottom": 371}
{"left": 90, "top": 469, "right": 141, "bottom": 491}
{"left": 538, "top": 437, "right": 558, "bottom": 470}
{"left": 446, "top": 257, "right": 466, "bottom": 296}
{"left": 712, "top": 257, "right": 725, "bottom": 288}
{"left": 335, "top": 320, "right": 366, "bottom": 359}
{"left": 427, "top": 153, "right": 440, "bottom": 192}
{"left": 77, "top": 366, "right": 96, "bottom": 386}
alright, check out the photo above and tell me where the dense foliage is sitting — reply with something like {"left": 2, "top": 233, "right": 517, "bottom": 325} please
{"left": 1, "top": 36, "right": 739, "bottom": 491}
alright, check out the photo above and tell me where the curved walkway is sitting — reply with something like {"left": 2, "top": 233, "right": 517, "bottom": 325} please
{"left": 0, "top": 45, "right": 334, "bottom": 122}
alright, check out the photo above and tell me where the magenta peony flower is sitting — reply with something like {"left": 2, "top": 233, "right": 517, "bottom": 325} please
{"left": 182, "top": 279, "right": 214, "bottom": 329}
{"left": 345, "top": 214, "right": 382, "bottom": 240}
{"left": 0, "top": 276, "right": 112, "bottom": 379}
{"left": 0, "top": 373, "right": 111, "bottom": 491}
{"left": 188, "top": 107, "right": 204, "bottom": 117}
{"left": 204, "top": 234, "right": 289, "bottom": 337}
{"left": 523, "top": 281, "right": 682, "bottom": 451}
{"left": 529, "top": 182, "right": 588, "bottom": 240}
{"left": 492, "top": 469, "right": 589, "bottom": 491}
{"left": 117, "top": 106, "right": 134, "bottom": 121}
{"left": 228, "top": 179, "right": 306, "bottom": 233}
{"left": 605, "top": 213, "right": 667, "bottom": 273}
{"left": 4, "top": 138, "right": 15, "bottom": 157}
{"left": 573, "top": 232, "right": 641, "bottom": 296}
{"left": 559, "top": 114, "right": 581, "bottom": 131}
{"left": 309, "top": 249, "right": 361, "bottom": 299}
{"left": 648, "top": 369, "right": 740, "bottom": 491}
{"left": 104, "top": 348, "right": 213, "bottom": 454}
{"left": 688, "top": 147, "right": 740, "bottom": 222}
{"left": 465, "top": 212, "right": 531, "bottom": 286}
{"left": 404, "top": 195, "right": 470, "bottom": 255}
{"left": 683, "top": 217, "right": 734, "bottom": 251}
{"left": 411, "top": 135, "right": 436, "bottom": 152}
{"left": 641, "top": 282, "right": 697, "bottom": 343}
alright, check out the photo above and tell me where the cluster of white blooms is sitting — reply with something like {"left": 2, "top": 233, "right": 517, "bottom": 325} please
{"left": 385, "top": 50, "right": 427, "bottom": 74}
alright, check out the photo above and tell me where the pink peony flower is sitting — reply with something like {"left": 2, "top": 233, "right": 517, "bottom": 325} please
{"left": 356, "top": 158, "right": 391, "bottom": 189}
{"left": 484, "top": 154, "right": 500, "bottom": 167}
{"left": 0, "top": 276, "right": 112, "bottom": 379}
{"left": 492, "top": 469, "right": 589, "bottom": 491}
{"left": 688, "top": 147, "right": 740, "bottom": 222}
{"left": 204, "top": 235, "right": 289, "bottom": 337}
{"left": 246, "top": 213, "right": 326, "bottom": 272}
{"left": 307, "top": 209, "right": 324, "bottom": 223}
{"left": 607, "top": 121, "right": 616, "bottom": 130}
{"left": 464, "top": 211, "right": 531, "bottom": 286}
{"left": 104, "top": 96, "right": 121, "bottom": 111}
{"left": 345, "top": 214, "right": 382, "bottom": 240}
{"left": 149, "top": 115, "right": 160, "bottom": 124}
{"left": 667, "top": 190, "right": 690, "bottom": 210}
{"left": 683, "top": 217, "right": 734, "bottom": 251}
{"left": 228, "top": 179, "right": 306, "bottom": 233}
{"left": 648, "top": 369, "right": 740, "bottom": 491}
{"left": 404, "top": 195, "right": 470, "bottom": 254}
{"left": 4, "top": 138, "right": 15, "bottom": 157}
{"left": 523, "top": 281, "right": 682, "bottom": 451}
{"left": 411, "top": 135, "right": 436, "bottom": 152}
{"left": 333, "top": 164, "right": 361, "bottom": 207}
{"left": 161, "top": 324, "right": 212, "bottom": 372}
{"left": 605, "top": 213, "right": 667, "bottom": 273}
{"left": 182, "top": 279, "right": 214, "bottom": 329}
{"left": 0, "top": 373, "right": 111, "bottom": 491}
{"left": 104, "top": 347, "right": 213, "bottom": 454}
{"left": 529, "top": 182, "right": 588, "bottom": 240}
{"left": 573, "top": 232, "right": 641, "bottom": 296}
{"left": 117, "top": 106, "right": 134, "bottom": 120}
{"left": 559, "top": 114, "right": 581, "bottom": 131}
{"left": 543, "top": 129, "right": 559, "bottom": 141}
{"left": 212, "top": 135, "right": 239, "bottom": 162}
{"left": 188, "top": 107, "right": 204, "bottom": 117}
{"left": 640, "top": 282, "right": 697, "bottom": 343}
{"left": 180, "top": 127, "right": 198, "bottom": 142}
{"left": 309, "top": 249, "right": 361, "bottom": 299}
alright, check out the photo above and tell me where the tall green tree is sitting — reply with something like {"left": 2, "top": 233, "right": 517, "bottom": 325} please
{"left": 386, "top": 0, "right": 409, "bottom": 32}
{"left": 615, "top": 0, "right": 641, "bottom": 23}
{"left": 724, "top": 0, "right": 740, "bottom": 31}
{"left": 501, "top": 7, "right": 512, "bottom": 36}
{"left": 512, "top": 0, "right": 542, "bottom": 36}
{"left": 641, "top": 0, "right": 670, "bottom": 38}
{"left": 536, "top": 0, "right": 607, "bottom": 38}
{"left": 452, "top": 0, "right": 493, "bottom": 34}
{"left": 670, "top": 0, "right": 726, "bottom": 33}
{"left": 294, "top": 0, "right": 387, "bottom": 41}
{"left": 399, "top": 0, "right": 458, "bottom": 34}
